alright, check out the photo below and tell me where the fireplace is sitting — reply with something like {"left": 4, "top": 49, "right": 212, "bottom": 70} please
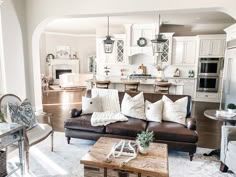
{"left": 56, "top": 69, "right": 72, "bottom": 79}
{"left": 48, "top": 59, "right": 80, "bottom": 84}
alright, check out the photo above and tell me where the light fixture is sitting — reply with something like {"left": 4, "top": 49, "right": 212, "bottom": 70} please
{"left": 103, "top": 16, "right": 114, "bottom": 53}
{"left": 151, "top": 14, "right": 167, "bottom": 54}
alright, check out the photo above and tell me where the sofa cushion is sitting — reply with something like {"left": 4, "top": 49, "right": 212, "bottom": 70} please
{"left": 145, "top": 100, "right": 163, "bottom": 122}
{"left": 146, "top": 121, "right": 198, "bottom": 143}
{"left": 121, "top": 92, "right": 145, "bottom": 120}
{"left": 64, "top": 115, "right": 105, "bottom": 133}
{"left": 81, "top": 96, "right": 102, "bottom": 115}
{"left": 162, "top": 95, "right": 188, "bottom": 125}
{"left": 105, "top": 117, "right": 147, "bottom": 137}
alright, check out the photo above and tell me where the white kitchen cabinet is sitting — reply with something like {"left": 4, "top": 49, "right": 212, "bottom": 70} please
{"left": 168, "top": 78, "right": 196, "bottom": 99}
{"left": 225, "top": 24, "right": 236, "bottom": 41}
{"left": 130, "top": 24, "right": 155, "bottom": 46}
{"left": 195, "top": 92, "right": 219, "bottom": 102}
{"left": 198, "top": 35, "right": 226, "bottom": 57}
{"left": 183, "top": 79, "right": 196, "bottom": 98}
{"left": 172, "top": 37, "right": 197, "bottom": 65}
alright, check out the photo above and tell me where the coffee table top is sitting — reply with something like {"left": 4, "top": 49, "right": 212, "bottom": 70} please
{"left": 80, "top": 137, "right": 168, "bottom": 177}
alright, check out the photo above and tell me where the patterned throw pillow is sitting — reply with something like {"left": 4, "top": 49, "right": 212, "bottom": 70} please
{"left": 8, "top": 99, "right": 38, "bottom": 130}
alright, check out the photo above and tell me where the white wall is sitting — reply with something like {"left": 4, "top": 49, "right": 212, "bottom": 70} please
{"left": 39, "top": 33, "right": 46, "bottom": 75}
{"left": 40, "top": 33, "right": 96, "bottom": 75}
{"left": 0, "top": 0, "right": 26, "bottom": 99}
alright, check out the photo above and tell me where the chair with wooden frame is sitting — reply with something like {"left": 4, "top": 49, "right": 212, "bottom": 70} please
{"left": 95, "top": 80, "right": 111, "bottom": 89}
{"left": 154, "top": 82, "right": 172, "bottom": 94}
{"left": 0, "top": 94, "right": 54, "bottom": 171}
{"left": 124, "top": 81, "right": 140, "bottom": 92}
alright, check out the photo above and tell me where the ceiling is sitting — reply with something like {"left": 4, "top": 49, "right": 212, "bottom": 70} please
{"left": 44, "top": 11, "right": 235, "bottom": 35}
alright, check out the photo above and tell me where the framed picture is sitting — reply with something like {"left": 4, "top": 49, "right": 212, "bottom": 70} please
{"left": 56, "top": 46, "right": 71, "bottom": 59}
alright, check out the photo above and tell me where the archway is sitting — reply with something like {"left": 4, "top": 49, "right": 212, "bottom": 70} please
{"left": 31, "top": 9, "right": 235, "bottom": 111}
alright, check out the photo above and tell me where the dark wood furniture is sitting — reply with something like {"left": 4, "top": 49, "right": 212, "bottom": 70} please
{"left": 65, "top": 90, "right": 198, "bottom": 161}
{"left": 124, "top": 81, "right": 140, "bottom": 92}
{"left": 154, "top": 82, "right": 172, "bottom": 94}
{"left": 96, "top": 80, "right": 111, "bottom": 89}
{"left": 80, "top": 137, "right": 169, "bottom": 177}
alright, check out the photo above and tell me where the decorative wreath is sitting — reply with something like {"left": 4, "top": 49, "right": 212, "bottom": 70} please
{"left": 137, "top": 37, "right": 147, "bottom": 47}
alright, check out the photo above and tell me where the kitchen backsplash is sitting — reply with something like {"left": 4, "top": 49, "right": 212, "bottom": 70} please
{"left": 102, "top": 64, "right": 197, "bottom": 78}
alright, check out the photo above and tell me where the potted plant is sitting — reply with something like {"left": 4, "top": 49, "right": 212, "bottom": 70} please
{"left": 136, "top": 131, "right": 154, "bottom": 155}
{"left": 227, "top": 103, "right": 236, "bottom": 113}
{"left": 0, "top": 111, "right": 6, "bottom": 123}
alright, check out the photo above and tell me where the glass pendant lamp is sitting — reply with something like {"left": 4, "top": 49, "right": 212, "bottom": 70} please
{"left": 103, "top": 16, "right": 114, "bottom": 53}
{"left": 151, "top": 14, "right": 167, "bottom": 54}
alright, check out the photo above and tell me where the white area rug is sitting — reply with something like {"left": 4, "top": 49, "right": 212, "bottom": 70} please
{"left": 8, "top": 132, "right": 235, "bottom": 177}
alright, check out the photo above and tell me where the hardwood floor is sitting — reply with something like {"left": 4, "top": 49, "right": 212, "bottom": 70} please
{"left": 42, "top": 89, "right": 221, "bottom": 149}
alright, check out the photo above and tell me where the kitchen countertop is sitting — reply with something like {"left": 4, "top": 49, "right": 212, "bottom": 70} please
{"left": 165, "top": 76, "right": 197, "bottom": 80}
{"left": 86, "top": 77, "right": 186, "bottom": 86}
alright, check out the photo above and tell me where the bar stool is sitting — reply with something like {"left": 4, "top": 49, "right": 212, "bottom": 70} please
{"left": 154, "top": 82, "right": 171, "bottom": 94}
{"left": 95, "top": 80, "right": 110, "bottom": 89}
{"left": 124, "top": 81, "right": 140, "bottom": 92}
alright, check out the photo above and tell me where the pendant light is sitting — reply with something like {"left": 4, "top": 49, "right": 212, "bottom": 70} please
{"left": 103, "top": 16, "right": 114, "bottom": 53}
{"left": 151, "top": 14, "right": 167, "bottom": 54}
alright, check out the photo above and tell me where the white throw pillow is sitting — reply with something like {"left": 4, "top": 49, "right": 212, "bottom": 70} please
{"left": 82, "top": 96, "right": 103, "bottom": 115}
{"left": 162, "top": 95, "right": 188, "bottom": 125}
{"left": 92, "top": 88, "right": 120, "bottom": 112}
{"left": 121, "top": 92, "right": 145, "bottom": 120}
{"left": 145, "top": 100, "right": 163, "bottom": 122}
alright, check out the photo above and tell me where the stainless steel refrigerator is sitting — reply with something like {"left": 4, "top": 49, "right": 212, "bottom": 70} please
{"left": 222, "top": 39, "right": 236, "bottom": 109}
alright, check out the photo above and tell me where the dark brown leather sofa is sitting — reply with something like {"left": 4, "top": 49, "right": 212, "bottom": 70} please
{"left": 64, "top": 90, "right": 198, "bottom": 160}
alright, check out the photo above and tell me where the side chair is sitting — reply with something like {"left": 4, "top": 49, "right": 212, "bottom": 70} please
{"left": 0, "top": 94, "right": 54, "bottom": 171}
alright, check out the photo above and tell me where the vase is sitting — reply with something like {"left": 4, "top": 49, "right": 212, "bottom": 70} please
{"left": 138, "top": 145, "right": 149, "bottom": 155}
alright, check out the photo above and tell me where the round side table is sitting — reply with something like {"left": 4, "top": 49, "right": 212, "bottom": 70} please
{"left": 203, "top": 109, "right": 236, "bottom": 157}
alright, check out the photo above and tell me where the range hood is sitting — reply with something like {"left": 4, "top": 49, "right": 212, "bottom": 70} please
{"left": 128, "top": 46, "right": 153, "bottom": 56}
{"left": 227, "top": 39, "right": 236, "bottom": 49}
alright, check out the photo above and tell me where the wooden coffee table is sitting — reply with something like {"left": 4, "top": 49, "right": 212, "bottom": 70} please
{"left": 80, "top": 137, "right": 169, "bottom": 177}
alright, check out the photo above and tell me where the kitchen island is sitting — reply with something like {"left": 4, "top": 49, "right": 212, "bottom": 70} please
{"left": 85, "top": 76, "right": 190, "bottom": 95}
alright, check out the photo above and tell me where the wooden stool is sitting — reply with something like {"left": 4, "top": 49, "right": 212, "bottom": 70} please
{"left": 154, "top": 82, "right": 171, "bottom": 94}
{"left": 124, "top": 81, "right": 140, "bottom": 92}
{"left": 95, "top": 81, "right": 110, "bottom": 89}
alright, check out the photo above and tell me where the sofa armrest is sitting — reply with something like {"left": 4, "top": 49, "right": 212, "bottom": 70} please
{"left": 186, "top": 117, "right": 197, "bottom": 131}
{"left": 70, "top": 108, "right": 82, "bottom": 118}
{"left": 221, "top": 126, "right": 236, "bottom": 162}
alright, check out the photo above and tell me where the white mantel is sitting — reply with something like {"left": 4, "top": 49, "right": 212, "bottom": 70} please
{"left": 48, "top": 59, "right": 80, "bottom": 84}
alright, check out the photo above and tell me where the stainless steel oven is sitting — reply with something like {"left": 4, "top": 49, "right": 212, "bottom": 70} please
{"left": 198, "top": 58, "right": 221, "bottom": 76}
{"left": 197, "top": 76, "right": 219, "bottom": 92}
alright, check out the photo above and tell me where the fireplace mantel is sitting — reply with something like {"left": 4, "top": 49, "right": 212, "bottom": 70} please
{"left": 48, "top": 59, "right": 80, "bottom": 84}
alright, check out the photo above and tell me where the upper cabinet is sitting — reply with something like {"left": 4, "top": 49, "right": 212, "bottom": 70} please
{"left": 172, "top": 36, "right": 197, "bottom": 65}
{"left": 224, "top": 23, "right": 236, "bottom": 41}
{"left": 125, "top": 24, "right": 174, "bottom": 65}
{"left": 198, "top": 35, "right": 226, "bottom": 57}
{"left": 125, "top": 24, "right": 155, "bottom": 56}
{"left": 130, "top": 24, "right": 155, "bottom": 46}
{"left": 96, "top": 34, "right": 128, "bottom": 65}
